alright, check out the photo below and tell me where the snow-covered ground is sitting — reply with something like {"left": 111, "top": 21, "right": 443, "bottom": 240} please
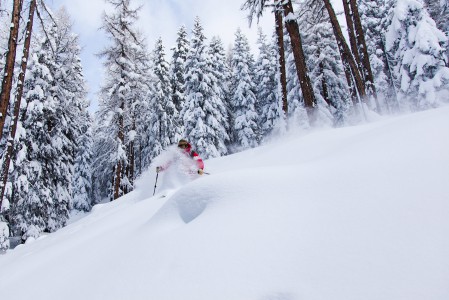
{"left": 1, "top": 106, "right": 448, "bottom": 300}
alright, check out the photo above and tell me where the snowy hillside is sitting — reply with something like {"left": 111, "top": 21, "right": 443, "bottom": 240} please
{"left": 1, "top": 107, "right": 449, "bottom": 300}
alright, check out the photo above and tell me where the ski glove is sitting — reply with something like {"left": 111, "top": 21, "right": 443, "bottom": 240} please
{"left": 156, "top": 166, "right": 161, "bottom": 173}
{"left": 198, "top": 169, "right": 204, "bottom": 175}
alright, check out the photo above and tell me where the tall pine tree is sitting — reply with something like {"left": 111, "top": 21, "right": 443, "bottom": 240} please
{"left": 299, "top": 1, "right": 351, "bottom": 125}
{"left": 386, "top": 0, "right": 449, "bottom": 110}
{"left": 285, "top": 30, "right": 309, "bottom": 129}
{"left": 9, "top": 32, "right": 55, "bottom": 239}
{"left": 72, "top": 109, "right": 93, "bottom": 212}
{"left": 229, "top": 28, "right": 260, "bottom": 149}
{"left": 359, "top": 0, "right": 399, "bottom": 113}
{"left": 208, "top": 36, "right": 230, "bottom": 155}
{"left": 182, "top": 17, "right": 229, "bottom": 158}
{"left": 10, "top": 8, "right": 88, "bottom": 239}
{"left": 254, "top": 29, "right": 283, "bottom": 138}
{"left": 147, "top": 37, "right": 175, "bottom": 160}
{"left": 169, "top": 25, "right": 189, "bottom": 140}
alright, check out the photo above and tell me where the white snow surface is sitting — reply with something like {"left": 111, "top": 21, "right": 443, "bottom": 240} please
{"left": 1, "top": 107, "right": 449, "bottom": 300}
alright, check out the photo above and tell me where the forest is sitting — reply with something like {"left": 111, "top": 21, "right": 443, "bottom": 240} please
{"left": 0, "top": 0, "right": 448, "bottom": 249}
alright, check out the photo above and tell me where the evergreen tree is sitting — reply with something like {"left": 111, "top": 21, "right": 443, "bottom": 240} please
{"left": 208, "top": 36, "right": 230, "bottom": 155}
{"left": 386, "top": 0, "right": 449, "bottom": 110}
{"left": 72, "top": 110, "right": 93, "bottom": 212}
{"left": 322, "top": 0, "right": 370, "bottom": 111}
{"left": 133, "top": 83, "right": 152, "bottom": 177}
{"left": 147, "top": 37, "right": 175, "bottom": 160}
{"left": 169, "top": 25, "right": 189, "bottom": 140}
{"left": 242, "top": 0, "right": 317, "bottom": 122}
{"left": 279, "top": 27, "right": 308, "bottom": 129}
{"left": 182, "top": 17, "right": 229, "bottom": 158}
{"left": 285, "top": 31, "right": 309, "bottom": 129}
{"left": 299, "top": 2, "right": 351, "bottom": 125}
{"left": 9, "top": 7, "right": 88, "bottom": 239}
{"left": 52, "top": 8, "right": 90, "bottom": 214}
{"left": 424, "top": 0, "right": 449, "bottom": 34}
{"left": 229, "top": 28, "right": 260, "bottom": 149}
{"left": 359, "top": 0, "right": 399, "bottom": 113}
{"left": 254, "top": 29, "right": 283, "bottom": 138}
{"left": 0, "top": 0, "right": 37, "bottom": 217}
{"left": 424, "top": 0, "right": 449, "bottom": 62}
{"left": 9, "top": 33, "right": 54, "bottom": 239}
{"left": 0, "top": 219, "right": 9, "bottom": 250}
{"left": 132, "top": 48, "right": 152, "bottom": 178}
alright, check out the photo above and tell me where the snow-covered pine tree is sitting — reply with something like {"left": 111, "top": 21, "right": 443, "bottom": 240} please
{"left": 341, "top": 0, "right": 379, "bottom": 111}
{"left": 386, "top": 0, "right": 449, "bottom": 110}
{"left": 424, "top": 0, "right": 449, "bottom": 62}
{"left": 133, "top": 82, "right": 152, "bottom": 179}
{"left": 182, "top": 17, "right": 229, "bottom": 158}
{"left": 229, "top": 28, "right": 260, "bottom": 149}
{"left": 322, "top": 0, "right": 370, "bottom": 112}
{"left": 424, "top": 0, "right": 449, "bottom": 33}
{"left": 299, "top": 1, "right": 351, "bottom": 126}
{"left": 359, "top": 0, "right": 399, "bottom": 113}
{"left": 72, "top": 110, "right": 93, "bottom": 212}
{"left": 147, "top": 37, "right": 175, "bottom": 160}
{"left": 8, "top": 32, "right": 54, "bottom": 239}
{"left": 94, "top": 0, "right": 149, "bottom": 200}
{"left": 0, "top": 0, "right": 36, "bottom": 222}
{"left": 254, "top": 28, "right": 283, "bottom": 138}
{"left": 242, "top": 0, "right": 317, "bottom": 122}
{"left": 284, "top": 29, "right": 309, "bottom": 129}
{"left": 207, "top": 36, "right": 230, "bottom": 155}
{"left": 132, "top": 46, "right": 152, "bottom": 178}
{"left": 51, "top": 7, "right": 90, "bottom": 216}
{"left": 9, "top": 6, "right": 88, "bottom": 239}
{"left": 169, "top": 25, "right": 189, "bottom": 140}
{"left": 0, "top": 218, "right": 9, "bottom": 251}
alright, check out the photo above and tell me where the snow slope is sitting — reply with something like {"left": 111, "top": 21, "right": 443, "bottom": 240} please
{"left": 1, "top": 107, "right": 449, "bottom": 300}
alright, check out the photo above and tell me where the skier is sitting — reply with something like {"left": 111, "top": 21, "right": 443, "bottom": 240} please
{"left": 156, "top": 139, "right": 204, "bottom": 175}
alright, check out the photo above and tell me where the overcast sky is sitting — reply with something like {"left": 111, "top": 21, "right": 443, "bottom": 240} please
{"left": 44, "top": 0, "right": 274, "bottom": 112}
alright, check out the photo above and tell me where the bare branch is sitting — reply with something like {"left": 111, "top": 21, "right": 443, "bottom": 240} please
{"left": 34, "top": 0, "right": 55, "bottom": 54}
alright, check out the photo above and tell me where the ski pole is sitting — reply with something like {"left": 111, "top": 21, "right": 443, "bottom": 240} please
{"left": 198, "top": 170, "right": 211, "bottom": 175}
{"left": 153, "top": 172, "right": 159, "bottom": 196}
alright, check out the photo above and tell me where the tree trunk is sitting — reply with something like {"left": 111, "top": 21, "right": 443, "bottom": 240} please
{"left": 380, "top": 38, "right": 400, "bottom": 113}
{"left": 139, "top": 143, "right": 142, "bottom": 175}
{"left": 113, "top": 161, "right": 122, "bottom": 200}
{"left": 125, "top": 121, "right": 136, "bottom": 193}
{"left": 0, "top": 0, "right": 23, "bottom": 141}
{"left": 342, "top": 0, "right": 362, "bottom": 72}
{"left": 319, "top": 59, "right": 331, "bottom": 108}
{"left": 113, "top": 102, "right": 125, "bottom": 200}
{"left": 342, "top": 58, "right": 359, "bottom": 107}
{"left": 282, "top": 0, "right": 316, "bottom": 120}
{"left": 110, "top": 166, "right": 115, "bottom": 201}
{"left": 336, "top": 3, "right": 359, "bottom": 106}
{"left": 127, "top": 140, "right": 134, "bottom": 190}
{"left": 274, "top": 1, "right": 288, "bottom": 115}
{"left": 323, "top": 0, "right": 367, "bottom": 103}
{"left": 349, "top": 0, "right": 380, "bottom": 110}
{"left": 0, "top": 0, "right": 36, "bottom": 211}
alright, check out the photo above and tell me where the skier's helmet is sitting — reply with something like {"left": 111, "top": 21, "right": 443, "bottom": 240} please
{"left": 178, "top": 139, "right": 189, "bottom": 149}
